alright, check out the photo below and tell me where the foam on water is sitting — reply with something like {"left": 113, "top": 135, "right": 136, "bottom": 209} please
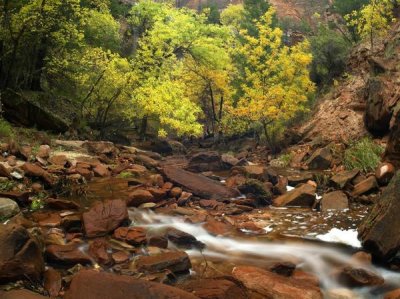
{"left": 129, "top": 209, "right": 400, "bottom": 298}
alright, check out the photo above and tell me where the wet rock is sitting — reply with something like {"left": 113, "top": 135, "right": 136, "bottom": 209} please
{"left": 187, "top": 151, "right": 226, "bottom": 172}
{"left": 46, "top": 243, "right": 91, "bottom": 264}
{"left": 64, "top": 269, "right": 199, "bottom": 299}
{"left": 292, "top": 270, "right": 320, "bottom": 287}
{"left": 177, "top": 191, "right": 192, "bottom": 206}
{"left": 202, "top": 218, "right": 233, "bottom": 236}
{"left": 170, "top": 187, "right": 183, "bottom": 198}
{"left": 273, "top": 184, "right": 316, "bottom": 207}
{"left": 166, "top": 228, "right": 205, "bottom": 250}
{"left": 136, "top": 251, "right": 192, "bottom": 274}
{"left": 45, "top": 198, "right": 80, "bottom": 210}
{"left": 61, "top": 214, "right": 82, "bottom": 232}
{"left": 148, "top": 236, "right": 169, "bottom": 249}
{"left": 32, "top": 211, "right": 61, "bottom": 227}
{"left": 385, "top": 289, "right": 400, "bottom": 299}
{"left": 351, "top": 251, "right": 372, "bottom": 264}
{"left": 375, "top": 162, "right": 395, "bottom": 185}
{"left": 183, "top": 278, "right": 247, "bottom": 299}
{"left": 112, "top": 251, "right": 130, "bottom": 264}
{"left": 269, "top": 261, "right": 296, "bottom": 276}
{"left": 338, "top": 266, "right": 384, "bottom": 287}
{"left": 359, "top": 172, "right": 400, "bottom": 260}
{"left": 320, "top": 191, "right": 349, "bottom": 211}
{"left": 113, "top": 227, "right": 147, "bottom": 246}
{"left": 127, "top": 189, "right": 155, "bottom": 207}
{"left": 0, "top": 224, "right": 44, "bottom": 282}
{"left": 330, "top": 169, "right": 359, "bottom": 189}
{"left": 148, "top": 187, "right": 167, "bottom": 201}
{"left": 306, "top": 147, "right": 333, "bottom": 170}
{"left": 162, "top": 166, "right": 240, "bottom": 200}
{"left": 273, "top": 176, "right": 288, "bottom": 195}
{"left": 0, "top": 197, "right": 20, "bottom": 218}
{"left": 22, "top": 162, "right": 55, "bottom": 185}
{"left": 233, "top": 266, "right": 323, "bottom": 299}
{"left": 385, "top": 116, "right": 400, "bottom": 168}
{"left": 44, "top": 267, "right": 62, "bottom": 297}
{"left": 326, "top": 288, "right": 362, "bottom": 299}
{"left": 238, "top": 179, "right": 273, "bottom": 205}
{"left": 0, "top": 290, "right": 48, "bottom": 299}
{"left": 83, "top": 199, "right": 129, "bottom": 238}
{"left": 234, "top": 165, "right": 265, "bottom": 180}
{"left": 88, "top": 238, "right": 113, "bottom": 266}
{"left": 351, "top": 176, "right": 379, "bottom": 197}
{"left": 225, "top": 174, "right": 246, "bottom": 189}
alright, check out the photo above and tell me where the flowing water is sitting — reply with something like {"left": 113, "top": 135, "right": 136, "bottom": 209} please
{"left": 129, "top": 209, "right": 400, "bottom": 298}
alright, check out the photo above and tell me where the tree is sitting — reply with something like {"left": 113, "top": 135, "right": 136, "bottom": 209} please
{"left": 233, "top": 8, "right": 315, "bottom": 149}
{"left": 345, "top": 0, "right": 397, "bottom": 50}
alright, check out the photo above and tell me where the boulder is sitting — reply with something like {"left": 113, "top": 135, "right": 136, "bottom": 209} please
{"left": 237, "top": 179, "right": 273, "bottom": 205}
{"left": 127, "top": 189, "right": 155, "bottom": 207}
{"left": 166, "top": 228, "right": 205, "bottom": 249}
{"left": 358, "top": 172, "right": 400, "bottom": 260}
{"left": 273, "top": 184, "right": 316, "bottom": 207}
{"left": 48, "top": 155, "right": 68, "bottom": 166}
{"left": 37, "top": 145, "right": 51, "bottom": 159}
{"left": 221, "top": 154, "right": 239, "bottom": 168}
{"left": 88, "top": 238, "right": 113, "bottom": 266}
{"left": 320, "top": 191, "right": 349, "bottom": 211}
{"left": 83, "top": 199, "right": 128, "bottom": 238}
{"left": 0, "top": 224, "right": 44, "bottom": 282}
{"left": 93, "top": 164, "right": 111, "bottom": 177}
{"left": 0, "top": 197, "right": 20, "bottom": 218}
{"left": 338, "top": 266, "right": 384, "bottom": 287}
{"left": 375, "top": 162, "right": 395, "bottom": 185}
{"left": 46, "top": 243, "right": 91, "bottom": 264}
{"left": 135, "top": 251, "right": 192, "bottom": 274}
{"left": 22, "top": 162, "right": 55, "bottom": 185}
{"left": 351, "top": 176, "right": 379, "bottom": 197}
{"left": 232, "top": 266, "right": 323, "bottom": 299}
{"left": 162, "top": 166, "right": 240, "bottom": 200}
{"left": 82, "top": 141, "right": 117, "bottom": 156}
{"left": 64, "top": 269, "right": 199, "bottom": 299}
{"left": 330, "top": 169, "right": 360, "bottom": 189}
{"left": 44, "top": 268, "right": 62, "bottom": 297}
{"left": 187, "top": 151, "right": 226, "bottom": 172}
{"left": 182, "top": 278, "right": 247, "bottom": 299}
{"left": 306, "top": 147, "right": 333, "bottom": 170}
{"left": 287, "top": 172, "right": 313, "bottom": 187}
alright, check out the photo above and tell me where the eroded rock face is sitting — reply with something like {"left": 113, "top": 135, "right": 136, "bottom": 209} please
{"left": 358, "top": 172, "right": 400, "bottom": 260}
{"left": 64, "top": 269, "right": 199, "bottom": 299}
{"left": 83, "top": 199, "right": 128, "bottom": 238}
{"left": 0, "top": 224, "right": 44, "bottom": 282}
{"left": 232, "top": 266, "right": 323, "bottom": 299}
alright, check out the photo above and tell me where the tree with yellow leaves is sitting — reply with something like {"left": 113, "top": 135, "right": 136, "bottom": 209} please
{"left": 234, "top": 8, "right": 315, "bottom": 148}
{"left": 345, "top": 0, "right": 398, "bottom": 50}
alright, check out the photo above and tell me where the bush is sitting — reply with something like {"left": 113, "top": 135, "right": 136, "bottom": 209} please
{"left": 310, "top": 26, "right": 351, "bottom": 85}
{"left": 344, "top": 137, "right": 384, "bottom": 173}
{"left": 0, "top": 118, "right": 14, "bottom": 138}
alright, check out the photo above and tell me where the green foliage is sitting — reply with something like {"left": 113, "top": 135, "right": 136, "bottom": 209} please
{"left": 117, "top": 171, "right": 134, "bottom": 178}
{"left": 0, "top": 118, "right": 14, "bottom": 138}
{"left": 277, "top": 152, "right": 293, "bottom": 167}
{"left": 333, "top": 0, "right": 370, "bottom": 17}
{"left": 344, "top": 137, "right": 384, "bottom": 173}
{"left": 30, "top": 192, "right": 47, "bottom": 211}
{"left": 0, "top": 180, "right": 16, "bottom": 192}
{"left": 310, "top": 25, "right": 351, "bottom": 85}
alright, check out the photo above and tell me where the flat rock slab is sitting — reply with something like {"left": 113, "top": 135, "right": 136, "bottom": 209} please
{"left": 64, "top": 269, "right": 199, "bottom": 299}
{"left": 162, "top": 166, "right": 240, "bottom": 200}
{"left": 0, "top": 289, "right": 48, "bottom": 299}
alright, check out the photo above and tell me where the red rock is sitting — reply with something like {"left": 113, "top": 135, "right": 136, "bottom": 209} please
{"left": 148, "top": 174, "right": 164, "bottom": 187}
{"left": 385, "top": 289, "right": 400, "bottom": 299}
{"left": 93, "top": 164, "right": 110, "bottom": 177}
{"left": 112, "top": 163, "right": 130, "bottom": 175}
{"left": 338, "top": 266, "right": 384, "bottom": 287}
{"left": 202, "top": 218, "right": 233, "bottom": 236}
{"left": 177, "top": 191, "right": 192, "bottom": 206}
{"left": 148, "top": 187, "right": 167, "bottom": 200}
{"left": 292, "top": 270, "right": 320, "bottom": 287}
{"left": 162, "top": 182, "right": 173, "bottom": 191}
{"left": 19, "top": 145, "right": 32, "bottom": 160}
{"left": 127, "top": 189, "right": 154, "bottom": 207}
{"left": 351, "top": 176, "right": 379, "bottom": 197}
{"left": 83, "top": 141, "right": 117, "bottom": 155}
{"left": 83, "top": 199, "right": 128, "bottom": 238}
{"left": 112, "top": 251, "right": 130, "bottom": 264}
{"left": 375, "top": 162, "right": 395, "bottom": 185}
{"left": 44, "top": 268, "right": 62, "bottom": 297}
{"left": 0, "top": 224, "right": 45, "bottom": 282}
{"left": 64, "top": 269, "right": 199, "bottom": 299}
{"left": 232, "top": 266, "right": 323, "bottom": 299}
{"left": 32, "top": 212, "right": 62, "bottom": 227}
{"left": 88, "top": 238, "right": 113, "bottom": 266}
{"left": 352, "top": 251, "right": 372, "bottom": 264}
{"left": 183, "top": 278, "right": 246, "bottom": 299}
{"left": 137, "top": 154, "right": 159, "bottom": 168}
{"left": 273, "top": 184, "right": 316, "bottom": 207}
{"left": 0, "top": 163, "right": 10, "bottom": 178}
{"left": 148, "top": 236, "right": 168, "bottom": 249}
{"left": 187, "top": 151, "right": 226, "bottom": 172}
{"left": 166, "top": 228, "right": 205, "bottom": 249}
{"left": 46, "top": 243, "right": 91, "bottom": 265}
{"left": 320, "top": 191, "right": 349, "bottom": 211}
{"left": 136, "top": 251, "right": 192, "bottom": 274}
{"left": 170, "top": 187, "right": 183, "bottom": 198}
{"left": 225, "top": 175, "right": 246, "bottom": 189}
{"left": 113, "top": 227, "right": 147, "bottom": 246}
{"left": 305, "top": 147, "right": 332, "bottom": 170}
{"left": 46, "top": 198, "right": 80, "bottom": 210}
{"left": 162, "top": 166, "right": 240, "bottom": 200}
{"left": 75, "top": 167, "right": 93, "bottom": 180}
{"left": 330, "top": 169, "right": 360, "bottom": 189}
{"left": 22, "top": 162, "right": 55, "bottom": 185}
{"left": 49, "top": 155, "right": 68, "bottom": 166}
{"left": 0, "top": 290, "right": 48, "bottom": 299}
{"left": 37, "top": 145, "right": 51, "bottom": 159}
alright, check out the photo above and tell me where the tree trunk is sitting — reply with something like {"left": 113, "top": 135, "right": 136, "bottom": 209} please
{"left": 140, "top": 116, "right": 148, "bottom": 140}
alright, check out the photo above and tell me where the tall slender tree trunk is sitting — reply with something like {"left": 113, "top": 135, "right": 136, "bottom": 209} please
{"left": 140, "top": 116, "right": 148, "bottom": 140}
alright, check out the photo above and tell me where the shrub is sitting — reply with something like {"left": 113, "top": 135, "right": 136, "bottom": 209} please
{"left": 0, "top": 118, "right": 14, "bottom": 138}
{"left": 276, "top": 152, "right": 293, "bottom": 167}
{"left": 344, "top": 137, "right": 384, "bottom": 173}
